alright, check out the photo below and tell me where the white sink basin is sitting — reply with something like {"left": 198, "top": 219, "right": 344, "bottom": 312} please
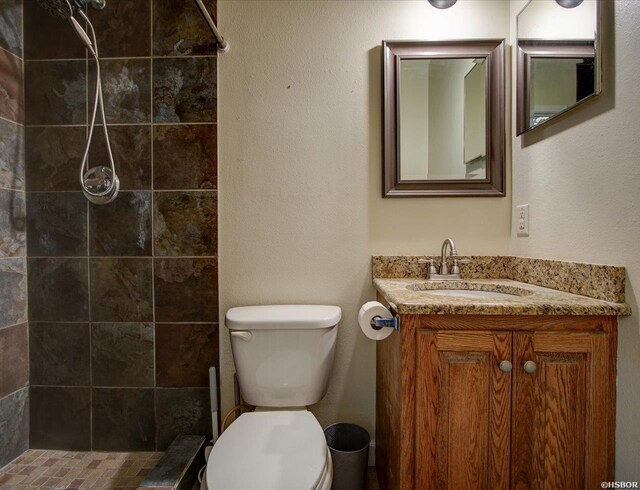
{"left": 425, "top": 289, "right": 519, "bottom": 300}
{"left": 406, "top": 281, "right": 532, "bottom": 300}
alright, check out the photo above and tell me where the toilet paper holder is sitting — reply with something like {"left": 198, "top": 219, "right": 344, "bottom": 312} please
{"left": 370, "top": 315, "right": 401, "bottom": 332}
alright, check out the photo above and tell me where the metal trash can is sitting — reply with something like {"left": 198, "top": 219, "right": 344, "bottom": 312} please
{"left": 324, "top": 423, "right": 370, "bottom": 490}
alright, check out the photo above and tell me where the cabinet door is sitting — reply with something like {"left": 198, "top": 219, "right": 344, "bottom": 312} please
{"left": 512, "top": 331, "right": 615, "bottom": 490}
{"left": 415, "top": 331, "right": 512, "bottom": 490}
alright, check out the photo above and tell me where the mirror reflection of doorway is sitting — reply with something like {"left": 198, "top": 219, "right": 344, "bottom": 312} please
{"left": 399, "top": 58, "right": 487, "bottom": 182}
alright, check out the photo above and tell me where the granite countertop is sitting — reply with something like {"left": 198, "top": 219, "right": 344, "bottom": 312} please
{"left": 374, "top": 278, "right": 631, "bottom": 316}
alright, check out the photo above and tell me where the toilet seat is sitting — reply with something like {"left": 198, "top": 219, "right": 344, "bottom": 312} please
{"left": 206, "top": 410, "right": 331, "bottom": 490}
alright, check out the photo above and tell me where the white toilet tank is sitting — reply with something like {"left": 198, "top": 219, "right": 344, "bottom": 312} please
{"left": 226, "top": 305, "right": 341, "bottom": 407}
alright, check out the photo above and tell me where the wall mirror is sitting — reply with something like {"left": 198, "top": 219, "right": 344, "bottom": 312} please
{"left": 516, "top": 0, "right": 601, "bottom": 135}
{"left": 383, "top": 40, "right": 505, "bottom": 197}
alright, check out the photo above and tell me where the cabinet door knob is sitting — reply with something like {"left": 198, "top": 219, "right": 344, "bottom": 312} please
{"left": 523, "top": 360, "right": 537, "bottom": 374}
{"left": 499, "top": 360, "right": 512, "bottom": 372}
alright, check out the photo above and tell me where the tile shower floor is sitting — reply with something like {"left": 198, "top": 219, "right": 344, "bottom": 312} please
{"left": 0, "top": 450, "right": 164, "bottom": 489}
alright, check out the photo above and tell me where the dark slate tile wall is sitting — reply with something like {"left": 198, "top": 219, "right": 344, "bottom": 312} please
{"left": 29, "top": 323, "right": 90, "bottom": 386}
{"left": 0, "top": 46, "right": 24, "bottom": 124}
{"left": 24, "top": 60, "right": 86, "bottom": 126}
{"left": 92, "top": 388, "right": 156, "bottom": 451}
{"left": 29, "top": 386, "right": 91, "bottom": 451}
{"left": 0, "top": 388, "right": 28, "bottom": 465}
{"left": 23, "top": 0, "right": 219, "bottom": 452}
{"left": 0, "top": 0, "right": 28, "bottom": 468}
{"left": 0, "top": 0, "right": 23, "bottom": 57}
{"left": 89, "top": 125, "right": 152, "bottom": 190}
{"left": 155, "top": 388, "right": 211, "bottom": 451}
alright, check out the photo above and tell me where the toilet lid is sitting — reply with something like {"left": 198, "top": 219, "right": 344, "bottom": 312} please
{"left": 206, "top": 410, "right": 328, "bottom": 490}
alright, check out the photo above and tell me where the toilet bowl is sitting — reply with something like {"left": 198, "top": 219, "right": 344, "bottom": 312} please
{"left": 206, "top": 410, "right": 332, "bottom": 489}
{"left": 205, "top": 305, "right": 341, "bottom": 490}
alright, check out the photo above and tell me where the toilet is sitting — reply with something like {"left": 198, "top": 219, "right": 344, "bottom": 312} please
{"left": 205, "top": 305, "right": 342, "bottom": 490}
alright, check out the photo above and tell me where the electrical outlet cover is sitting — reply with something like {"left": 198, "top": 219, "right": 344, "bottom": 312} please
{"left": 517, "top": 204, "right": 529, "bottom": 237}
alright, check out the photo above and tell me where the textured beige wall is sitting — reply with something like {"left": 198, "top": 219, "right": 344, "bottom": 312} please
{"left": 219, "top": 1, "right": 640, "bottom": 473}
{"left": 218, "top": 0, "right": 511, "bottom": 438}
{"left": 509, "top": 0, "right": 640, "bottom": 477}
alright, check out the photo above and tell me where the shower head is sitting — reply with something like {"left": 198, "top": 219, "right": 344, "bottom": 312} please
{"left": 36, "top": 0, "right": 105, "bottom": 20}
{"left": 36, "top": 0, "right": 80, "bottom": 20}
{"left": 36, "top": 0, "right": 107, "bottom": 53}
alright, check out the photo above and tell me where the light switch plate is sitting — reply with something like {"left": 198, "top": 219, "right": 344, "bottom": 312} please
{"left": 517, "top": 204, "right": 529, "bottom": 237}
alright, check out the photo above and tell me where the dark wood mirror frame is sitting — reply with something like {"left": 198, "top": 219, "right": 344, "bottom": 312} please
{"left": 516, "top": 40, "right": 599, "bottom": 135}
{"left": 382, "top": 40, "right": 506, "bottom": 198}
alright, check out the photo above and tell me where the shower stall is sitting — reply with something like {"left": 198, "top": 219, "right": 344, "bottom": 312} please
{"left": 0, "top": 0, "right": 220, "bottom": 486}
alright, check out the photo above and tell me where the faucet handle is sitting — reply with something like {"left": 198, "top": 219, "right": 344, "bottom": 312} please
{"left": 418, "top": 258, "right": 438, "bottom": 276}
{"left": 451, "top": 258, "right": 471, "bottom": 275}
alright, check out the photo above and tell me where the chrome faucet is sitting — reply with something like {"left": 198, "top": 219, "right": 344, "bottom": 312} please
{"left": 439, "top": 238, "right": 457, "bottom": 275}
{"left": 419, "top": 238, "right": 470, "bottom": 280}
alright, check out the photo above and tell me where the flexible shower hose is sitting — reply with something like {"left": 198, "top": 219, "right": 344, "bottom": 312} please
{"left": 77, "top": 10, "right": 118, "bottom": 202}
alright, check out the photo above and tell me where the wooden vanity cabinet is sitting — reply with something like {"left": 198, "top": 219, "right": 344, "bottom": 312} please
{"left": 376, "top": 313, "right": 617, "bottom": 490}
{"left": 415, "top": 330, "right": 512, "bottom": 490}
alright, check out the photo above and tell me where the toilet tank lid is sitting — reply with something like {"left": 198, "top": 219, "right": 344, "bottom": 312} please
{"left": 226, "top": 305, "right": 342, "bottom": 330}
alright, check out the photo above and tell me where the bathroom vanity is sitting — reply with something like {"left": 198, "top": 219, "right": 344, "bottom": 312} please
{"left": 372, "top": 256, "right": 630, "bottom": 490}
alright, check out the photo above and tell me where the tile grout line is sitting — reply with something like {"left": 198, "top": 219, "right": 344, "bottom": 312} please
{"left": 0, "top": 320, "right": 29, "bottom": 333}
{"left": 0, "top": 44, "right": 22, "bottom": 60}
{"left": 150, "top": 0, "right": 158, "bottom": 452}
{"left": 30, "top": 385, "right": 209, "bottom": 390}
{"left": 26, "top": 255, "right": 218, "bottom": 259}
{"left": 25, "top": 189, "right": 218, "bottom": 194}
{"left": 27, "top": 321, "right": 219, "bottom": 325}
{"left": 84, "top": 35, "right": 93, "bottom": 452}
{"left": 0, "top": 385, "right": 29, "bottom": 403}
{"left": 20, "top": 0, "right": 30, "bottom": 457}
{"left": 0, "top": 186, "right": 26, "bottom": 193}
{"left": 23, "top": 148, "right": 29, "bottom": 403}
{"left": 24, "top": 54, "right": 217, "bottom": 63}
{"left": 0, "top": 114, "right": 25, "bottom": 127}
{"left": 214, "top": 9, "right": 220, "bottom": 421}
{"left": 23, "top": 121, "right": 218, "bottom": 128}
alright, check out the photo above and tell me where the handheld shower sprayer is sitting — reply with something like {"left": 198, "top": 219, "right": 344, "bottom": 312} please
{"left": 36, "top": 0, "right": 119, "bottom": 205}
{"left": 37, "top": 0, "right": 226, "bottom": 204}
{"left": 69, "top": 15, "right": 93, "bottom": 48}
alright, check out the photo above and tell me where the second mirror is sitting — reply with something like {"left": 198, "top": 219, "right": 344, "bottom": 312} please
{"left": 516, "top": 0, "right": 601, "bottom": 134}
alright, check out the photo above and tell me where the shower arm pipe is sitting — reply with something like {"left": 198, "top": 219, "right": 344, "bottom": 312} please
{"left": 194, "top": 0, "right": 229, "bottom": 52}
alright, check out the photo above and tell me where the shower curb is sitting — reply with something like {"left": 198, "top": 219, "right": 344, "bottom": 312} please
{"left": 138, "top": 435, "right": 207, "bottom": 490}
